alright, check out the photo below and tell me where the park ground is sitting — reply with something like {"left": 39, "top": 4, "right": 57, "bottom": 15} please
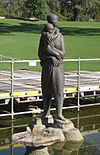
{"left": 0, "top": 19, "right": 100, "bottom": 71}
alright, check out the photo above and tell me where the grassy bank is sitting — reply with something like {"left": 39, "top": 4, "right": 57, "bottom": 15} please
{"left": 0, "top": 19, "right": 100, "bottom": 71}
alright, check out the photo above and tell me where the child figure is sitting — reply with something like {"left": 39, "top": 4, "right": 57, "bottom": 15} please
{"left": 42, "top": 23, "right": 62, "bottom": 62}
{"left": 44, "top": 23, "right": 59, "bottom": 44}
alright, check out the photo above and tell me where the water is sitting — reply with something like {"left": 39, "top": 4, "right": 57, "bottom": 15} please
{"left": 0, "top": 105, "right": 100, "bottom": 155}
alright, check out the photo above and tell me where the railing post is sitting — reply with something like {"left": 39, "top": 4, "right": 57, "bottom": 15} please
{"left": 77, "top": 58, "right": 80, "bottom": 111}
{"left": 11, "top": 59, "right": 14, "bottom": 119}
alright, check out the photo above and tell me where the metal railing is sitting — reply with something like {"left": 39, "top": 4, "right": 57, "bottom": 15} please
{"left": 0, "top": 58, "right": 100, "bottom": 119}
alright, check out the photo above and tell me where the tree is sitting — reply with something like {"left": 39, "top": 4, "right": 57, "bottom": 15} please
{"left": 14, "top": 0, "right": 27, "bottom": 18}
{"left": 0, "top": 0, "right": 13, "bottom": 16}
{"left": 83, "top": 0, "right": 100, "bottom": 20}
{"left": 60, "top": 0, "right": 100, "bottom": 21}
{"left": 60, "top": 0, "right": 84, "bottom": 21}
{"left": 0, "top": 1, "right": 5, "bottom": 15}
{"left": 47, "top": 0, "right": 61, "bottom": 14}
{"left": 25, "top": 0, "right": 49, "bottom": 19}
{"left": 0, "top": 0, "right": 100, "bottom": 21}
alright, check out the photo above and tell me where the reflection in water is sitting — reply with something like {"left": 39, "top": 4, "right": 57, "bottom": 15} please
{"left": 0, "top": 141, "right": 83, "bottom": 155}
{"left": 0, "top": 106, "right": 100, "bottom": 155}
{"left": 49, "top": 141, "right": 82, "bottom": 155}
{"left": 80, "top": 132, "right": 100, "bottom": 155}
{"left": 23, "top": 141, "right": 82, "bottom": 155}
{"left": 25, "top": 146, "right": 49, "bottom": 155}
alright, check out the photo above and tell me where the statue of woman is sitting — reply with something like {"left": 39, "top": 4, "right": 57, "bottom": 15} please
{"left": 38, "top": 13, "right": 66, "bottom": 121}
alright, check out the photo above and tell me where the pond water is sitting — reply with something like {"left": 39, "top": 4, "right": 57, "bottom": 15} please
{"left": 0, "top": 105, "right": 100, "bottom": 155}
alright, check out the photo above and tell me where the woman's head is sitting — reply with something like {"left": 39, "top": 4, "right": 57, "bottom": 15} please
{"left": 47, "top": 13, "right": 58, "bottom": 27}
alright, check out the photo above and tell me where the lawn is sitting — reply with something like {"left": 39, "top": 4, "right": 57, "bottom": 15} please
{"left": 0, "top": 19, "right": 100, "bottom": 71}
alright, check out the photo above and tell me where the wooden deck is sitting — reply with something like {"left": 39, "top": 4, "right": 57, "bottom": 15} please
{"left": 0, "top": 70, "right": 100, "bottom": 101}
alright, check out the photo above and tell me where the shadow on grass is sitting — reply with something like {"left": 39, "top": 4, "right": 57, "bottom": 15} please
{"left": 0, "top": 22, "right": 100, "bottom": 36}
{"left": 0, "top": 22, "right": 45, "bottom": 35}
{"left": 60, "top": 27, "right": 100, "bottom": 36}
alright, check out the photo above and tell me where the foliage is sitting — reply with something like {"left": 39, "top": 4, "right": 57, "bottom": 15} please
{"left": 47, "top": 0, "right": 61, "bottom": 14}
{"left": 25, "top": 0, "right": 49, "bottom": 19}
{"left": 0, "top": 0, "right": 26, "bottom": 17}
{"left": 60, "top": 0, "right": 100, "bottom": 21}
{"left": 0, "top": 0, "right": 100, "bottom": 21}
{"left": 83, "top": 0, "right": 100, "bottom": 20}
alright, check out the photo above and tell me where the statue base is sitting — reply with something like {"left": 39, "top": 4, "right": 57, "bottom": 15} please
{"left": 12, "top": 116, "right": 83, "bottom": 147}
{"left": 41, "top": 115, "right": 54, "bottom": 127}
{"left": 54, "top": 118, "right": 83, "bottom": 142}
{"left": 54, "top": 119, "right": 74, "bottom": 130}
{"left": 63, "top": 127, "right": 83, "bottom": 142}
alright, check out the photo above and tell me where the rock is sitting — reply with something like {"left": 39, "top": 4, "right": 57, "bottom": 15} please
{"left": 28, "top": 117, "right": 45, "bottom": 131}
{"left": 12, "top": 117, "right": 83, "bottom": 147}
{"left": 12, "top": 131, "right": 33, "bottom": 146}
{"left": 41, "top": 115, "right": 54, "bottom": 127}
{"left": 12, "top": 127, "right": 65, "bottom": 147}
{"left": 33, "top": 127, "right": 65, "bottom": 147}
{"left": 63, "top": 128, "right": 84, "bottom": 142}
{"left": 54, "top": 119, "right": 74, "bottom": 130}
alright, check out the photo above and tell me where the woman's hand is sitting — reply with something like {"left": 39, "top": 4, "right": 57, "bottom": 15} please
{"left": 51, "top": 57, "right": 61, "bottom": 67}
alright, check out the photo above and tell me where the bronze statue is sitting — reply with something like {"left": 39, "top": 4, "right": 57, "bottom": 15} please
{"left": 38, "top": 13, "right": 66, "bottom": 121}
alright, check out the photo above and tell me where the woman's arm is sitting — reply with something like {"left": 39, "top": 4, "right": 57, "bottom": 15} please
{"left": 38, "top": 35, "right": 44, "bottom": 60}
{"left": 46, "top": 34, "right": 65, "bottom": 60}
{"left": 53, "top": 35, "right": 65, "bottom": 59}
{"left": 46, "top": 44, "right": 61, "bottom": 60}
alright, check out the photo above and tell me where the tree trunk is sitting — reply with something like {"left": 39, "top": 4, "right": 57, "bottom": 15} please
{"left": 73, "top": 8, "right": 79, "bottom": 21}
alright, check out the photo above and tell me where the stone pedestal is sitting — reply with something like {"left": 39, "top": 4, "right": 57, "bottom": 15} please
{"left": 32, "top": 117, "right": 45, "bottom": 134}
{"left": 64, "top": 128, "right": 83, "bottom": 142}
{"left": 27, "top": 117, "right": 45, "bottom": 132}
{"left": 54, "top": 119, "right": 74, "bottom": 130}
{"left": 12, "top": 117, "right": 83, "bottom": 147}
{"left": 54, "top": 119, "right": 83, "bottom": 142}
{"left": 41, "top": 115, "right": 54, "bottom": 127}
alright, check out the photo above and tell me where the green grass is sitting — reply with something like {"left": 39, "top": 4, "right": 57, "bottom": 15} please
{"left": 0, "top": 19, "right": 100, "bottom": 71}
